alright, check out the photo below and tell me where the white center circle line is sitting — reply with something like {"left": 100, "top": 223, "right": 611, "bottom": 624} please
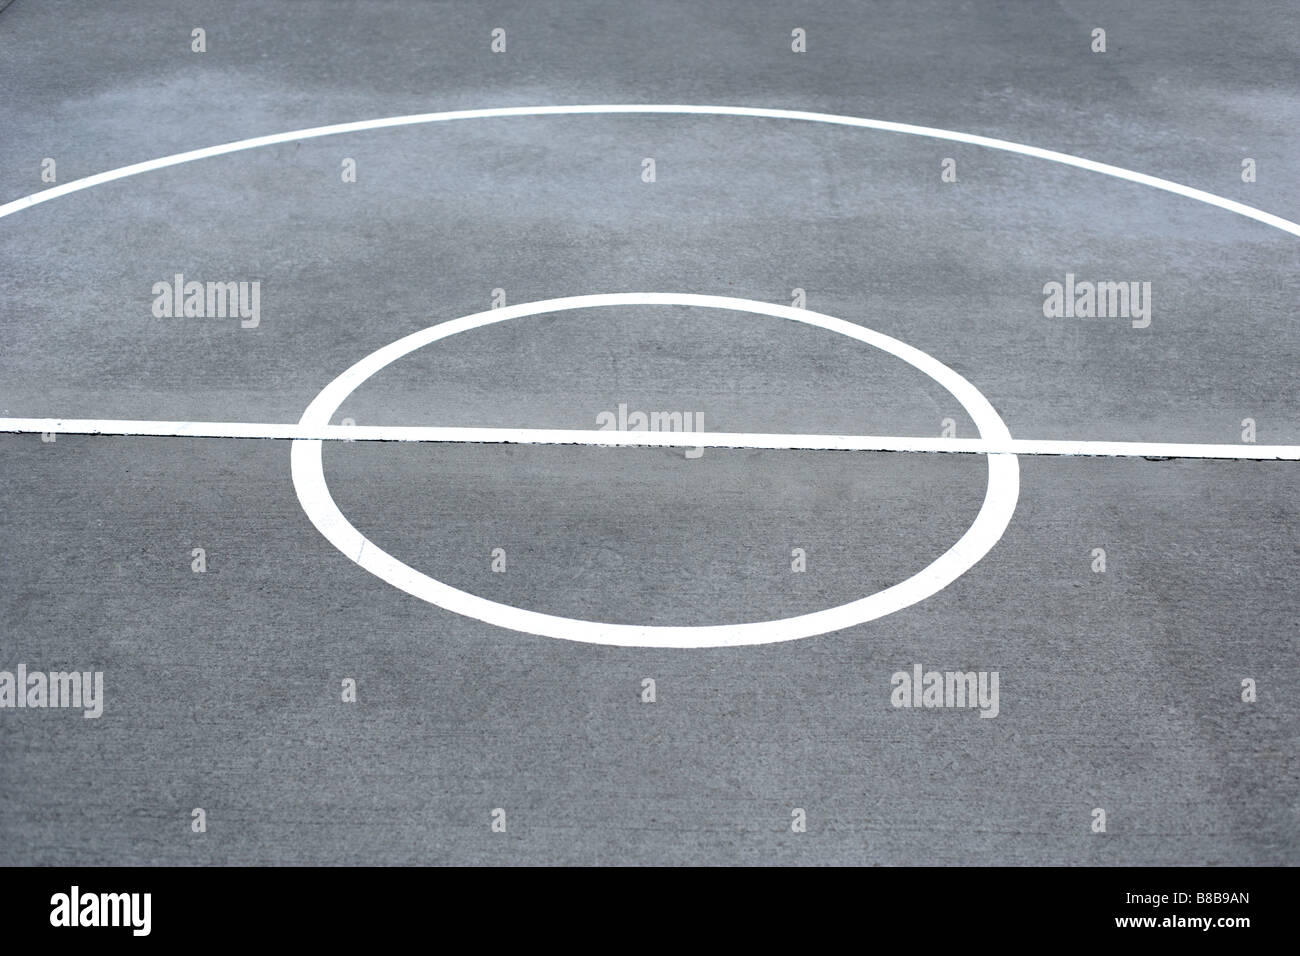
{"left": 290, "top": 293, "right": 1021, "bottom": 648}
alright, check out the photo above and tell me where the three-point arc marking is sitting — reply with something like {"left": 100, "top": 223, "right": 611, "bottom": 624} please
{"left": 2, "top": 105, "right": 1299, "bottom": 645}
{"left": 3, "top": 104, "right": 1299, "bottom": 237}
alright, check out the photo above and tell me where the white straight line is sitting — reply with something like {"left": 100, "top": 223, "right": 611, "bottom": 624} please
{"left": 1, "top": 418, "right": 1296, "bottom": 460}
{"left": 996, "top": 438, "right": 1299, "bottom": 460}
{"left": 2, "top": 104, "right": 1298, "bottom": 238}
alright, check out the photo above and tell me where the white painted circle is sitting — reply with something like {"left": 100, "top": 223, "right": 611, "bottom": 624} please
{"left": 290, "top": 293, "right": 1021, "bottom": 648}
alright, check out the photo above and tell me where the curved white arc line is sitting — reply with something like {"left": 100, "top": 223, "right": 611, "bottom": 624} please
{"left": 290, "top": 294, "right": 1020, "bottom": 648}
{"left": 2, "top": 105, "right": 1297, "bottom": 237}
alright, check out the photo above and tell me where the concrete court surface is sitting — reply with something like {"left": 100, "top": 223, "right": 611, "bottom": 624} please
{"left": 0, "top": 1, "right": 1297, "bottom": 865}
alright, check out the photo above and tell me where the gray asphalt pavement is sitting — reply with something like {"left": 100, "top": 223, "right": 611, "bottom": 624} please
{"left": 0, "top": 0, "right": 1297, "bottom": 865}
